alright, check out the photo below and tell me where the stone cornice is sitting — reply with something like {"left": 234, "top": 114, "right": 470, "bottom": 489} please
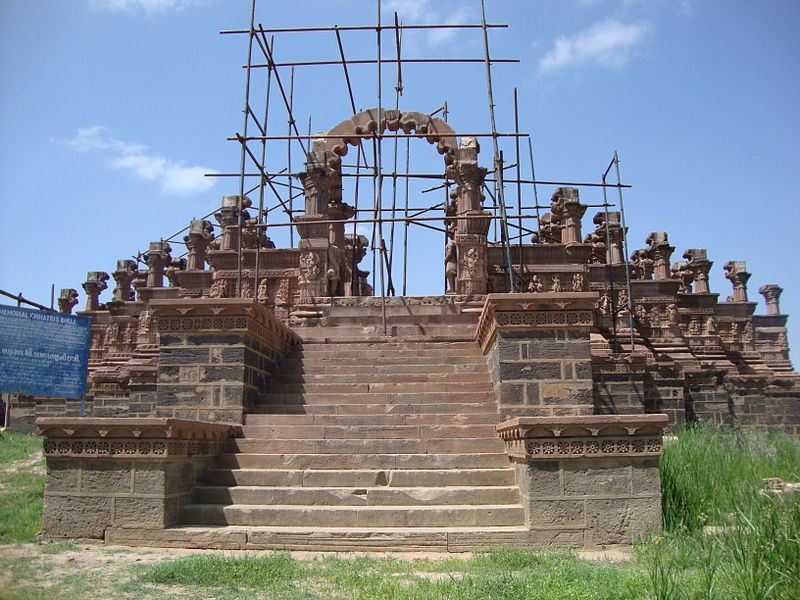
{"left": 37, "top": 417, "right": 240, "bottom": 459}
{"left": 149, "top": 298, "right": 301, "bottom": 351}
{"left": 496, "top": 414, "right": 668, "bottom": 462}
{"left": 475, "top": 292, "right": 598, "bottom": 354}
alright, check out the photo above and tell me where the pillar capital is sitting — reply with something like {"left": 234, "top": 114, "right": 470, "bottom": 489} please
{"left": 112, "top": 259, "right": 138, "bottom": 302}
{"left": 184, "top": 219, "right": 214, "bottom": 270}
{"left": 143, "top": 241, "right": 172, "bottom": 288}
{"left": 550, "top": 187, "right": 586, "bottom": 245}
{"left": 723, "top": 261, "right": 751, "bottom": 302}
{"left": 81, "top": 271, "right": 109, "bottom": 311}
{"left": 759, "top": 284, "right": 783, "bottom": 315}
{"left": 57, "top": 288, "right": 79, "bottom": 315}
{"left": 683, "top": 248, "right": 713, "bottom": 293}
{"left": 645, "top": 232, "right": 675, "bottom": 280}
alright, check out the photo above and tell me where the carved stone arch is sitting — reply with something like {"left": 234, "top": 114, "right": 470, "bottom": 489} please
{"left": 317, "top": 108, "right": 458, "bottom": 168}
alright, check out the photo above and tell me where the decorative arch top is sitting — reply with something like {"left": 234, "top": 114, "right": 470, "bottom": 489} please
{"left": 316, "top": 108, "right": 458, "bottom": 167}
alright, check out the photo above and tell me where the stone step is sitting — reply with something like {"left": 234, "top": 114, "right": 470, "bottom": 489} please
{"left": 269, "top": 373, "right": 490, "bottom": 384}
{"left": 292, "top": 347, "right": 482, "bottom": 359}
{"left": 244, "top": 413, "right": 499, "bottom": 426}
{"left": 241, "top": 424, "right": 497, "bottom": 440}
{"left": 283, "top": 356, "right": 486, "bottom": 366}
{"left": 264, "top": 382, "right": 494, "bottom": 394}
{"left": 105, "top": 524, "right": 533, "bottom": 552}
{"left": 248, "top": 402, "right": 498, "bottom": 416}
{"left": 225, "top": 437, "right": 506, "bottom": 454}
{"left": 180, "top": 504, "right": 525, "bottom": 528}
{"left": 193, "top": 485, "right": 520, "bottom": 507}
{"left": 260, "top": 392, "right": 497, "bottom": 405}
{"left": 204, "top": 468, "right": 516, "bottom": 488}
{"left": 278, "top": 363, "right": 488, "bottom": 375}
{"left": 216, "top": 452, "right": 510, "bottom": 470}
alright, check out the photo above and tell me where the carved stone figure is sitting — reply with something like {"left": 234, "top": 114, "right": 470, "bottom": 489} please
{"left": 209, "top": 278, "right": 231, "bottom": 299}
{"left": 551, "top": 275, "right": 562, "bottom": 293}
{"left": 240, "top": 279, "right": 254, "bottom": 299}
{"left": 57, "top": 288, "right": 80, "bottom": 315}
{"left": 634, "top": 304, "right": 648, "bottom": 324}
{"left": 528, "top": 274, "right": 543, "bottom": 293}
{"left": 706, "top": 316, "right": 717, "bottom": 335}
{"left": 598, "top": 294, "right": 611, "bottom": 315}
{"left": 666, "top": 304, "right": 679, "bottom": 326}
{"left": 444, "top": 241, "right": 457, "bottom": 294}
{"left": 572, "top": 273, "right": 584, "bottom": 292}
{"left": 689, "top": 317, "right": 701, "bottom": 335}
{"left": 257, "top": 278, "right": 272, "bottom": 306}
{"left": 299, "top": 252, "right": 322, "bottom": 282}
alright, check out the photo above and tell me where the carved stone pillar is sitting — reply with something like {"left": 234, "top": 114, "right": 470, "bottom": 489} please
{"left": 450, "top": 137, "right": 490, "bottom": 295}
{"left": 57, "top": 288, "right": 79, "bottom": 314}
{"left": 604, "top": 212, "right": 626, "bottom": 264}
{"left": 759, "top": 284, "right": 783, "bottom": 316}
{"left": 184, "top": 219, "right": 214, "bottom": 270}
{"left": 81, "top": 272, "right": 109, "bottom": 311}
{"left": 646, "top": 232, "right": 675, "bottom": 280}
{"left": 724, "top": 261, "right": 751, "bottom": 302}
{"left": 215, "top": 196, "right": 251, "bottom": 251}
{"left": 671, "top": 261, "right": 694, "bottom": 294}
{"left": 295, "top": 147, "right": 341, "bottom": 300}
{"left": 112, "top": 259, "right": 137, "bottom": 302}
{"left": 551, "top": 188, "right": 586, "bottom": 245}
{"left": 143, "top": 241, "right": 172, "bottom": 288}
{"left": 684, "top": 249, "right": 713, "bottom": 294}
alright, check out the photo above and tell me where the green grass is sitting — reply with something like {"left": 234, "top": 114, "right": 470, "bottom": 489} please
{"left": 0, "top": 432, "right": 44, "bottom": 543}
{"left": 137, "top": 548, "right": 649, "bottom": 600}
{"left": 140, "top": 552, "right": 299, "bottom": 590}
{"left": 641, "top": 425, "right": 800, "bottom": 600}
{"left": 1, "top": 426, "right": 798, "bottom": 600}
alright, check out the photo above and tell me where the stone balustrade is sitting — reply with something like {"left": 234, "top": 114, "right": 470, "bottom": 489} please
{"left": 497, "top": 414, "right": 668, "bottom": 547}
{"left": 38, "top": 417, "right": 239, "bottom": 540}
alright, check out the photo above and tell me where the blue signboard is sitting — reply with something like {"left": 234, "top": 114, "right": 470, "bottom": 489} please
{"left": 0, "top": 305, "right": 91, "bottom": 399}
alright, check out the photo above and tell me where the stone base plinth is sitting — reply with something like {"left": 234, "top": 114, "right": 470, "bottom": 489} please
{"left": 497, "top": 414, "right": 668, "bottom": 547}
{"left": 38, "top": 417, "right": 238, "bottom": 539}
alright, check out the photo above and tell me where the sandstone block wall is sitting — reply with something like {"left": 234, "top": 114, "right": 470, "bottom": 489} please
{"left": 488, "top": 329, "right": 593, "bottom": 419}
{"left": 38, "top": 418, "right": 237, "bottom": 540}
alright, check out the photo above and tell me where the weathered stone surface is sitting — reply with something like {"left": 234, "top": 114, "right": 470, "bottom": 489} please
{"left": 43, "top": 495, "right": 112, "bottom": 539}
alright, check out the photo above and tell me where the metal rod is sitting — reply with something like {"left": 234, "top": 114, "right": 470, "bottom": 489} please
{"left": 480, "top": 0, "right": 514, "bottom": 292}
{"left": 614, "top": 151, "right": 636, "bottom": 351}
{"left": 402, "top": 137, "right": 410, "bottom": 296}
{"left": 287, "top": 65, "right": 295, "bottom": 248}
{"left": 255, "top": 25, "right": 309, "bottom": 155}
{"left": 229, "top": 132, "right": 528, "bottom": 140}
{"left": 247, "top": 57, "right": 519, "bottom": 68}
{"left": 527, "top": 138, "right": 542, "bottom": 240}
{"left": 514, "top": 87, "right": 523, "bottom": 275}
{"left": 242, "top": 213, "right": 553, "bottom": 228}
{"left": 0, "top": 289, "right": 57, "bottom": 312}
{"left": 376, "top": 0, "right": 387, "bottom": 334}
{"left": 222, "top": 23, "right": 508, "bottom": 34}
{"left": 254, "top": 34, "right": 275, "bottom": 299}
{"left": 236, "top": 0, "right": 258, "bottom": 298}
{"left": 602, "top": 168, "right": 619, "bottom": 353}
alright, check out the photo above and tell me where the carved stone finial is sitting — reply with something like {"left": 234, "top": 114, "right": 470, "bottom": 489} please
{"left": 550, "top": 187, "right": 586, "bottom": 245}
{"left": 723, "top": 260, "right": 751, "bottom": 302}
{"left": 143, "top": 241, "right": 172, "bottom": 288}
{"left": 57, "top": 288, "right": 79, "bottom": 314}
{"left": 759, "top": 284, "right": 783, "bottom": 316}
{"left": 184, "top": 218, "right": 214, "bottom": 270}
{"left": 683, "top": 249, "right": 713, "bottom": 294}
{"left": 645, "top": 232, "right": 675, "bottom": 280}
{"left": 81, "top": 271, "right": 109, "bottom": 311}
{"left": 588, "top": 212, "right": 625, "bottom": 264}
{"left": 165, "top": 257, "right": 187, "bottom": 288}
{"left": 671, "top": 261, "right": 694, "bottom": 293}
{"left": 112, "top": 259, "right": 138, "bottom": 302}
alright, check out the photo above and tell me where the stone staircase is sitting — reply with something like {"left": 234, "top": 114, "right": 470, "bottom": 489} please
{"left": 175, "top": 338, "right": 527, "bottom": 551}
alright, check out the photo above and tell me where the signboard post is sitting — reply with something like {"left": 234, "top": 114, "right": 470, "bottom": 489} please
{"left": 0, "top": 305, "right": 91, "bottom": 402}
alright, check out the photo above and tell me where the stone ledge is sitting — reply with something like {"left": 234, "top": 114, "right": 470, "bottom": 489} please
{"left": 497, "top": 414, "right": 668, "bottom": 462}
{"left": 38, "top": 417, "right": 240, "bottom": 459}
{"left": 476, "top": 292, "right": 598, "bottom": 354}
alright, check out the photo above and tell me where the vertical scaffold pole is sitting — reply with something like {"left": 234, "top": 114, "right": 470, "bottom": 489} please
{"left": 236, "top": 0, "right": 258, "bottom": 297}
{"left": 480, "top": 0, "right": 515, "bottom": 292}
{"left": 614, "top": 151, "right": 636, "bottom": 351}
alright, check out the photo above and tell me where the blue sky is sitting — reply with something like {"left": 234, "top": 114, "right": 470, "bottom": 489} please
{"left": 1, "top": 0, "right": 798, "bottom": 361}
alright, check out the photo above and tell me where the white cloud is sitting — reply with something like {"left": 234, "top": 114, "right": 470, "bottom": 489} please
{"left": 383, "top": 0, "right": 473, "bottom": 47}
{"left": 88, "top": 0, "right": 205, "bottom": 14}
{"left": 65, "top": 126, "right": 217, "bottom": 195}
{"left": 538, "top": 19, "right": 651, "bottom": 74}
